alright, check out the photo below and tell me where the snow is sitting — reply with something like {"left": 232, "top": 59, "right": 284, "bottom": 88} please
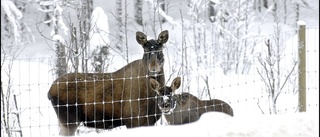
{"left": 52, "top": 34, "right": 66, "bottom": 44}
{"left": 298, "top": 20, "right": 306, "bottom": 25}
{"left": 1, "top": 0, "right": 23, "bottom": 19}
{"left": 1, "top": 0, "right": 23, "bottom": 43}
{"left": 67, "top": 112, "right": 319, "bottom": 137}
{"left": 1, "top": 0, "right": 319, "bottom": 137}
{"left": 90, "top": 6, "right": 110, "bottom": 47}
{"left": 145, "top": 0, "right": 179, "bottom": 27}
{"left": 49, "top": 0, "right": 69, "bottom": 36}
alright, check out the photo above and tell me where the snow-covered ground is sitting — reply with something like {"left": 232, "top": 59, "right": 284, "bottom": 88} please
{"left": 79, "top": 112, "right": 319, "bottom": 137}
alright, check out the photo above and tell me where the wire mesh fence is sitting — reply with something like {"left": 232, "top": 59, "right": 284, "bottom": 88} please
{"left": 1, "top": 28, "right": 319, "bottom": 137}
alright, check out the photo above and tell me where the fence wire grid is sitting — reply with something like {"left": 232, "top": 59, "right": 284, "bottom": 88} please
{"left": 1, "top": 28, "right": 319, "bottom": 137}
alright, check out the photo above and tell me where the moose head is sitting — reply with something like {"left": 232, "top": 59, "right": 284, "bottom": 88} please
{"left": 136, "top": 30, "right": 168, "bottom": 76}
{"left": 149, "top": 77, "right": 181, "bottom": 114}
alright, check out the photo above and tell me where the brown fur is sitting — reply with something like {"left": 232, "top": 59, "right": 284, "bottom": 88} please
{"left": 150, "top": 77, "right": 233, "bottom": 125}
{"left": 48, "top": 30, "right": 169, "bottom": 136}
{"left": 165, "top": 93, "right": 234, "bottom": 125}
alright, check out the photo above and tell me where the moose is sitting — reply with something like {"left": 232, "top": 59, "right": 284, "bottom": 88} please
{"left": 48, "top": 30, "right": 169, "bottom": 136}
{"left": 149, "top": 77, "right": 234, "bottom": 125}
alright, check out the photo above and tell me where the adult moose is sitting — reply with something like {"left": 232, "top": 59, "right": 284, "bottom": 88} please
{"left": 48, "top": 30, "right": 169, "bottom": 136}
{"left": 150, "top": 77, "right": 233, "bottom": 125}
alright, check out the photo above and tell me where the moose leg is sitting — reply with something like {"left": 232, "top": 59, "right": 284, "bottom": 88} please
{"left": 59, "top": 122, "right": 79, "bottom": 136}
{"left": 83, "top": 117, "right": 122, "bottom": 129}
{"left": 53, "top": 105, "right": 80, "bottom": 136}
{"left": 123, "top": 117, "right": 145, "bottom": 128}
{"left": 123, "top": 115, "right": 158, "bottom": 128}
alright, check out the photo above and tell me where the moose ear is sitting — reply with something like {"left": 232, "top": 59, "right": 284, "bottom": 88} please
{"left": 171, "top": 77, "right": 181, "bottom": 93}
{"left": 150, "top": 78, "right": 160, "bottom": 95}
{"left": 157, "top": 30, "right": 168, "bottom": 44}
{"left": 136, "top": 31, "right": 147, "bottom": 46}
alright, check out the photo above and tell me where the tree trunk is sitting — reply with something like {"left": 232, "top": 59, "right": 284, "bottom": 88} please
{"left": 272, "top": 0, "right": 277, "bottom": 12}
{"left": 93, "top": 46, "right": 109, "bottom": 73}
{"left": 56, "top": 42, "right": 67, "bottom": 76}
{"left": 79, "top": 0, "right": 93, "bottom": 73}
{"left": 53, "top": 0, "right": 67, "bottom": 77}
{"left": 208, "top": 1, "right": 216, "bottom": 22}
{"left": 70, "top": 25, "right": 79, "bottom": 73}
{"left": 134, "top": 0, "right": 143, "bottom": 25}
{"left": 116, "top": 0, "right": 123, "bottom": 49}
{"left": 258, "top": 0, "right": 261, "bottom": 12}
{"left": 263, "top": 0, "right": 268, "bottom": 8}
{"left": 158, "top": 0, "right": 166, "bottom": 23}
{"left": 284, "top": 0, "right": 287, "bottom": 24}
{"left": 296, "top": 3, "right": 300, "bottom": 23}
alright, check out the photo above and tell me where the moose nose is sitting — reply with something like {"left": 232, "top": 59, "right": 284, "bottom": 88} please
{"left": 148, "top": 60, "right": 161, "bottom": 72}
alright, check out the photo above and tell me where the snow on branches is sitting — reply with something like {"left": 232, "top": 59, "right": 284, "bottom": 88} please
{"left": 1, "top": 0, "right": 23, "bottom": 43}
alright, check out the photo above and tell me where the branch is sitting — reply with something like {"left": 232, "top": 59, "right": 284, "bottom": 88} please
{"left": 258, "top": 57, "right": 273, "bottom": 92}
{"left": 256, "top": 99, "right": 265, "bottom": 114}
{"left": 165, "top": 71, "right": 176, "bottom": 86}
{"left": 256, "top": 67, "right": 270, "bottom": 90}
{"left": 264, "top": 39, "right": 276, "bottom": 95}
{"left": 201, "top": 75, "right": 211, "bottom": 99}
{"left": 145, "top": 0, "right": 178, "bottom": 26}
{"left": 265, "top": 39, "right": 271, "bottom": 57}
{"left": 280, "top": 61, "right": 298, "bottom": 91}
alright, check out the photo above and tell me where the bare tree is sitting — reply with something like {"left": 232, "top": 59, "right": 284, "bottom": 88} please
{"left": 89, "top": 7, "right": 111, "bottom": 73}
{"left": 1, "top": 1, "right": 31, "bottom": 136}
{"left": 283, "top": 0, "right": 287, "bottom": 24}
{"left": 258, "top": 0, "right": 261, "bottom": 12}
{"left": 256, "top": 1, "right": 299, "bottom": 114}
{"left": 92, "top": 46, "right": 109, "bottom": 72}
{"left": 257, "top": 40, "right": 297, "bottom": 114}
{"left": 253, "top": 0, "right": 262, "bottom": 12}
{"left": 158, "top": 0, "right": 166, "bottom": 23}
{"left": 37, "top": 0, "right": 69, "bottom": 76}
{"left": 188, "top": 0, "right": 207, "bottom": 96}
{"left": 134, "top": 0, "right": 143, "bottom": 26}
{"left": 1, "top": 52, "right": 23, "bottom": 137}
{"left": 208, "top": 1, "right": 217, "bottom": 22}
{"left": 212, "top": 0, "right": 257, "bottom": 74}
{"left": 124, "top": 0, "right": 129, "bottom": 63}
{"left": 38, "top": 0, "right": 96, "bottom": 75}
{"left": 263, "top": 0, "right": 268, "bottom": 8}
{"left": 52, "top": 0, "right": 67, "bottom": 77}
{"left": 256, "top": 23, "right": 298, "bottom": 114}
{"left": 116, "top": 0, "right": 124, "bottom": 53}
{"left": 77, "top": 0, "right": 93, "bottom": 73}
{"left": 66, "top": 0, "right": 94, "bottom": 73}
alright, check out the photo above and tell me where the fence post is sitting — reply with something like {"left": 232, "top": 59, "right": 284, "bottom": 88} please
{"left": 297, "top": 20, "right": 306, "bottom": 112}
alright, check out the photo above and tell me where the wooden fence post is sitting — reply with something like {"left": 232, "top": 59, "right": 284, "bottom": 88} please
{"left": 297, "top": 20, "right": 306, "bottom": 112}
